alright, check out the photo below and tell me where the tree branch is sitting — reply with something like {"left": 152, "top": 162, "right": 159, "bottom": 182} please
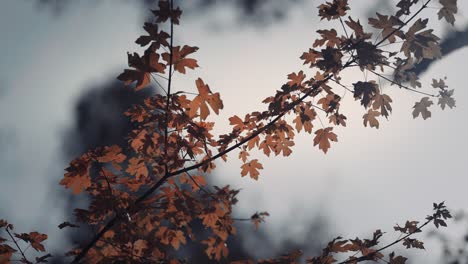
{"left": 70, "top": 1, "right": 436, "bottom": 262}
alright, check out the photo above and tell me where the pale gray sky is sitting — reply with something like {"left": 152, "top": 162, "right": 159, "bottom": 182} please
{"left": 0, "top": 0, "right": 467, "bottom": 262}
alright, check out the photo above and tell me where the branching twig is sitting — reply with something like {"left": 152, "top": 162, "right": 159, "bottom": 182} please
{"left": 368, "top": 69, "right": 437, "bottom": 97}
{"left": 338, "top": 219, "right": 431, "bottom": 264}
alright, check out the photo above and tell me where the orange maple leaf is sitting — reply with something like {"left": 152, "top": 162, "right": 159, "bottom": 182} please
{"left": 240, "top": 159, "right": 263, "bottom": 180}
{"left": 313, "top": 127, "right": 338, "bottom": 154}
{"left": 162, "top": 45, "right": 199, "bottom": 74}
{"left": 189, "top": 78, "right": 223, "bottom": 120}
{"left": 60, "top": 155, "right": 92, "bottom": 195}
{"left": 126, "top": 157, "right": 149, "bottom": 180}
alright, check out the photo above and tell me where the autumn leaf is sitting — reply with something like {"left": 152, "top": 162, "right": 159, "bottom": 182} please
{"left": 318, "top": 0, "right": 350, "bottom": 20}
{"left": 189, "top": 78, "right": 223, "bottom": 120}
{"left": 126, "top": 157, "right": 149, "bottom": 180}
{"left": 117, "top": 52, "right": 165, "bottom": 90}
{"left": 135, "top": 22, "right": 170, "bottom": 48}
{"left": 329, "top": 113, "right": 347, "bottom": 127}
{"left": 97, "top": 145, "right": 126, "bottom": 170}
{"left": 157, "top": 227, "right": 187, "bottom": 250}
{"left": 353, "top": 81, "right": 378, "bottom": 108}
{"left": 313, "top": 127, "right": 338, "bottom": 154}
{"left": 240, "top": 159, "right": 263, "bottom": 180}
{"left": 130, "top": 129, "right": 148, "bottom": 152}
{"left": 60, "top": 154, "right": 92, "bottom": 195}
{"left": 239, "top": 150, "right": 249, "bottom": 163}
{"left": 395, "top": 1, "right": 414, "bottom": 16}
{"left": 162, "top": 45, "right": 199, "bottom": 74}
{"left": 0, "top": 244, "right": 16, "bottom": 262}
{"left": 14, "top": 232, "right": 47, "bottom": 252}
{"left": 318, "top": 93, "right": 341, "bottom": 113}
{"left": 229, "top": 115, "right": 245, "bottom": 131}
{"left": 438, "top": 89, "right": 456, "bottom": 110}
{"left": 412, "top": 97, "right": 433, "bottom": 120}
{"left": 403, "top": 238, "right": 425, "bottom": 249}
{"left": 201, "top": 212, "right": 219, "bottom": 229}
{"left": 345, "top": 17, "right": 371, "bottom": 40}
{"left": 389, "top": 252, "right": 407, "bottom": 264}
{"left": 438, "top": 0, "right": 457, "bottom": 26}
{"left": 132, "top": 240, "right": 148, "bottom": 257}
{"left": 363, "top": 110, "right": 381, "bottom": 129}
{"left": 368, "top": 13, "right": 403, "bottom": 43}
{"left": 170, "top": 230, "right": 187, "bottom": 250}
{"left": 300, "top": 48, "right": 321, "bottom": 66}
{"left": 431, "top": 78, "right": 448, "bottom": 89}
{"left": 316, "top": 47, "right": 343, "bottom": 73}
{"left": 117, "top": 69, "right": 151, "bottom": 91}
{"left": 203, "top": 237, "right": 229, "bottom": 260}
{"left": 401, "top": 19, "right": 441, "bottom": 62}
{"left": 287, "top": 70, "right": 306, "bottom": 86}
{"left": 275, "top": 138, "right": 295, "bottom": 157}
{"left": 293, "top": 103, "right": 316, "bottom": 133}
{"left": 313, "top": 29, "right": 342, "bottom": 48}
{"left": 152, "top": 1, "right": 182, "bottom": 24}
{"left": 372, "top": 93, "right": 393, "bottom": 118}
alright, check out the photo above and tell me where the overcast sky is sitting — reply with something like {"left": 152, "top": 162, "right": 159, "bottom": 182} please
{"left": 1, "top": 0, "right": 467, "bottom": 262}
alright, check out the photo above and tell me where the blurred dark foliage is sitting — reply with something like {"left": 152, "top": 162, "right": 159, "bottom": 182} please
{"left": 37, "top": 0, "right": 303, "bottom": 25}
{"left": 414, "top": 27, "right": 468, "bottom": 75}
{"left": 51, "top": 81, "right": 154, "bottom": 262}
{"left": 429, "top": 211, "right": 468, "bottom": 264}
{"left": 63, "top": 80, "right": 154, "bottom": 157}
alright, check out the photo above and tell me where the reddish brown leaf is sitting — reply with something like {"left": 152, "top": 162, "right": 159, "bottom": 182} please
{"left": 15, "top": 232, "right": 47, "bottom": 252}
{"left": 162, "top": 45, "right": 199, "bottom": 74}
{"left": 60, "top": 154, "right": 92, "bottom": 195}
{"left": 313, "top": 128, "right": 338, "bottom": 154}
{"left": 412, "top": 97, "right": 433, "bottom": 120}
{"left": 126, "top": 157, "right": 148, "bottom": 180}
{"left": 438, "top": 0, "right": 457, "bottom": 25}
{"left": 363, "top": 110, "right": 380, "bottom": 129}
{"left": 240, "top": 159, "right": 263, "bottom": 180}
{"left": 117, "top": 69, "right": 151, "bottom": 91}
{"left": 189, "top": 78, "right": 223, "bottom": 120}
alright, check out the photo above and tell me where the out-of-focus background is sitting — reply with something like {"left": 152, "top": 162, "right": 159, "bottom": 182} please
{"left": 0, "top": 0, "right": 467, "bottom": 262}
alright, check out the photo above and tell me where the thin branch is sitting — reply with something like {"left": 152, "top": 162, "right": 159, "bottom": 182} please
{"left": 330, "top": 78, "right": 354, "bottom": 93}
{"left": 100, "top": 167, "right": 113, "bottom": 197}
{"left": 375, "top": 0, "right": 431, "bottom": 47}
{"left": 5, "top": 227, "right": 30, "bottom": 264}
{"left": 150, "top": 73, "right": 168, "bottom": 95}
{"left": 154, "top": 73, "right": 169, "bottom": 80}
{"left": 339, "top": 17, "right": 349, "bottom": 39}
{"left": 186, "top": 171, "right": 214, "bottom": 197}
{"left": 338, "top": 219, "right": 432, "bottom": 264}
{"left": 368, "top": 69, "right": 437, "bottom": 97}
{"left": 164, "top": 0, "right": 175, "bottom": 177}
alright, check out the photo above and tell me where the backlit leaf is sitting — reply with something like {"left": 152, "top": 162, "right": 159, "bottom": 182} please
{"left": 313, "top": 127, "right": 338, "bottom": 154}
{"left": 189, "top": 78, "right": 223, "bottom": 120}
{"left": 240, "top": 159, "right": 263, "bottom": 180}
{"left": 412, "top": 97, "right": 433, "bottom": 120}
{"left": 363, "top": 110, "right": 381, "bottom": 129}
